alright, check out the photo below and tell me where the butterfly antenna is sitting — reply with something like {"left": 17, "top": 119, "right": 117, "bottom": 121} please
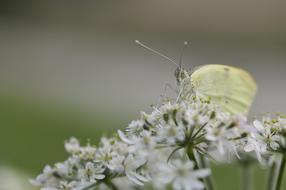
{"left": 135, "top": 40, "right": 179, "bottom": 67}
{"left": 179, "top": 41, "right": 188, "bottom": 68}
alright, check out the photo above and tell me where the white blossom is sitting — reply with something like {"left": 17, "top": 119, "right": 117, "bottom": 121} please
{"left": 154, "top": 159, "right": 210, "bottom": 190}
{"left": 32, "top": 97, "right": 263, "bottom": 190}
{"left": 65, "top": 137, "right": 81, "bottom": 154}
{"left": 123, "top": 155, "right": 149, "bottom": 186}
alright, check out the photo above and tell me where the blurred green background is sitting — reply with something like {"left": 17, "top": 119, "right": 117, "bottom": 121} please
{"left": 0, "top": 0, "right": 286, "bottom": 189}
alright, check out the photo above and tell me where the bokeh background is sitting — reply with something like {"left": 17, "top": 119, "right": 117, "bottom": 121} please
{"left": 0, "top": 0, "right": 286, "bottom": 189}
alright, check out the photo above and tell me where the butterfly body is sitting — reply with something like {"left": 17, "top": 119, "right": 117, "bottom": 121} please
{"left": 179, "top": 64, "right": 257, "bottom": 115}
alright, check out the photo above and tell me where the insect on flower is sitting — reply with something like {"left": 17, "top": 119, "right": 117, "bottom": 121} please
{"left": 135, "top": 40, "right": 258, "bottom": 116}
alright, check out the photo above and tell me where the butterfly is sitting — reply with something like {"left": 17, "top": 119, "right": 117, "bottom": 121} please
{"left": 135, "top": 40, "right": 257, "bottom": 115}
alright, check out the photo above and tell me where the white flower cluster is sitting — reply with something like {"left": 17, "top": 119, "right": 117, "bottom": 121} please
{"left": 244, "top": 114, "right": 286, "bottom": 162}
{"left": 32, "top": 97, "right": 264, "bottom": 190}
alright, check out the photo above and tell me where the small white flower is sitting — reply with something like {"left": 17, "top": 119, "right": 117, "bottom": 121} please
{"left": 205, "top": 115, "right": 251, "bottom": 161}
{"left": 118, "top": 130, "right": 156, "bottom": 156}
{"left": 55, "top": 162, "right": 70, "bottom": 177}
{"left": 82, "top": 146, "right": 97, "bottom": 160}
{"left": 107, "top": 155, "right": 125, "bottom": 173}
{"left": 78, "top": 162, "right": 105, "bottom": 182}
{"left": 205, "top": 125, "right": 238, "bottom": 156}
{"left": 95, "top": 138, "right": 116, "bottom": 164}
{"left": 124, "top": 155, "right": 149, "bottom": 186}
{"left": 30, "top": 165, "right": 60, "bottom": 188}
{"left": 243, "top": 116, "right": 286, "bottom": 162}
{"left": 154, "top": 159, "right": 209, "bottom": 190}
{"left": 126, "top": 120, "right": 145, "bottom": 136}
{"left": 253, "top": 120, "right": 281, "bottom": 151}
{"left": 244, "top": 135, "right": 267, "bottom": 162}
{"left": 65, "top": 138, "right": 81, "bottom": 154}
{"left": 118, "top": 130, "right": 137, "bottom": 145}
{"left": 157, "top": 124, "right": 185, "bottom": 145}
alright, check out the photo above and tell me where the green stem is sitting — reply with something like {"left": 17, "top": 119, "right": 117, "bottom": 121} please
{"left": 267, "top": 161, "right": 278, "bottom": 190}
{"left": 242, "top": 163, "right": 252, "bottom": 190}
{"left": 198, "top": 154, "right": 215, "bottom": 190}
{"left": 186, "top": 145, "right": 215, "bottom": 190}
{"left": 106, "top": 181, "right": 118, "bottom": 190}
{"left": 187, "top": 146, "right": 199, "bottom": 169}
{"left": 275, "top": 156, "right": 286, "bottom": 190}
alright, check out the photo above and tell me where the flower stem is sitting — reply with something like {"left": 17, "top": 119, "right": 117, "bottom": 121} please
{"left": 187, "top": 146, "right": 199, "bottom": 169}
{"left": 186, "top": 146, "right": 215, "bottom": 190}
{"left": 197, "top": 154, "right": 215, "bottom": 190}
{"left": 106, "top": 181, "right": 118, "bottom": 190}
{"left": 242, "top": 163, "right": 252, "bottom": 190}
{"left": 275, "top": 156, "right": 286, "bottom": 190}
{"left": 267, "top": 161, "right": 278, "bottom": 190}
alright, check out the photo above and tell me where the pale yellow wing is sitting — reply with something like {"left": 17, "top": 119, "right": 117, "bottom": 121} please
{"left": 190, "top": 64, "right": 257, "bottom": 115}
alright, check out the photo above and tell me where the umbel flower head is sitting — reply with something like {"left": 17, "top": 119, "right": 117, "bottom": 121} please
{"left": 31, "top": 95, "right": 257, "bottom": 190}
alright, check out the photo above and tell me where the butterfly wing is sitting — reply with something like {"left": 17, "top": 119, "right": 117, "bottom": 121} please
{"left": 190, "top": 64, "right": 257, "bottom": 115}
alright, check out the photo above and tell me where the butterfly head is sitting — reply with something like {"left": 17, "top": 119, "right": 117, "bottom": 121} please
{"left": 174, "top": 66, "right": 190, "bottom": 85}
{"left": 135, "top": 40, "right": 190, "bottom": 85}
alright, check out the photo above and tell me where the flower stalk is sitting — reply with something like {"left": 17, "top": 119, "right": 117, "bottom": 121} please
{"left": 275, "top": 155, "right": 286, "bottom": 190}
{"left": 197, "top": 153, "right": 215, "bottom": 190}
{"left": 267, "top": 161, "right": 278, "bottom": 190}
{"left": 187, "top": 145, "right": 199, "bottom": 169}
{"left": 242, "top": 163, "right": 252, "bottom": 190}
